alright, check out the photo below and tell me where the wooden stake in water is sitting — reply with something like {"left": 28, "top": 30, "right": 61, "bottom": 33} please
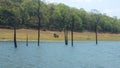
{"left": 14, "top": 27, "right": 17, "bottom": 48}
{"left": 71, "top": 16, "right": 74, "bottom": 47}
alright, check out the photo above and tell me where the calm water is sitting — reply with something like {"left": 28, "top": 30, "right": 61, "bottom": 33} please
{"left": 0, "top": 41, "right": 120, "bottom": 68}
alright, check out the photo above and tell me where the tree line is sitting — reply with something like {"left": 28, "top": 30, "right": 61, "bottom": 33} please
{"left": 0, "top": 0, "right": 120, "bottom": 33}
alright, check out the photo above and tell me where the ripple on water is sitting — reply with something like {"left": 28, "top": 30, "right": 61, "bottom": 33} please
{"left": 0, "top": 41, "right": 120, "bottom": 68}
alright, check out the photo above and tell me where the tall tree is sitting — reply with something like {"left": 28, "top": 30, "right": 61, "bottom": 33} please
{"left": 12, "top": 0, "right": 23, "bottom": 48}
{"left": 57, "top": 4, "right": 70, "bottom": 45}
{"left": 71, "top": 16, "right": 74, "bottom": 47}
{"left": 91, "top": 9, "right": 100, "bottom": 45}
{"left": 37, "top": 0, "right": 41, "bottom": 46}
{"left": 1, "top": 0, "right": 120, "bottom": 38}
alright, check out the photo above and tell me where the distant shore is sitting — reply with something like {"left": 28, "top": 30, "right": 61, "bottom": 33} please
{"left": 0, "top": 29, "right": 120, "bottom": 41}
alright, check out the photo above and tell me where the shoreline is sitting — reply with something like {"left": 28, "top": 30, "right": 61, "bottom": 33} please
{"left": 1, "top": 29, "right": 120, "bottom": 42}
{"left": 1, "top": 40, "right": 120, "bottom": 42}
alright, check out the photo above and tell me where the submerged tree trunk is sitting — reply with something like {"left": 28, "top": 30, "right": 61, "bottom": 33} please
{"left": 64, "top": 28, "right": 68, "bottom": 45}
{"left": 95, "top": 17, "right": 99, "bottom": 45}
{"left": 71, "top": 16, "right": 74, "bottom": 47}
{"left": 95, "top": 24, "right": 98, "bottom": 45}
{"left": 38, "top": 21, "right": 40, "bottom": 46}
{"left": 14, "top": 27, "right": 17, "bottom": 48}
{"left": 38, "top": 0, "right": 41, "bottom": 46}
{"left": 91, "top": 9, "right": 100, "bottom": 45}
{"left": 96, "top": 16, "right": 100, "bottom": 45}
{"left": 26, "top": 34, "right": 28, "bottom": 46}
{"left": 66, "top": 30, "right": 68, "bottom": 45}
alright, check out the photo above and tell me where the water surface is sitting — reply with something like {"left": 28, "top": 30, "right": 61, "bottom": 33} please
{"left": 0, "top": 41, "right": 120, "bottom": 68}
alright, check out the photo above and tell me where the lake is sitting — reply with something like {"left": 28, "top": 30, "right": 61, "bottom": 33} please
{"left": 0, "top": 41, "right": 120, "bottom": 68}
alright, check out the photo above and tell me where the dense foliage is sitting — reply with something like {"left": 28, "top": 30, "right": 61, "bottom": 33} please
{"left": 0, "top": 0, "right": 120, "bottom": 33}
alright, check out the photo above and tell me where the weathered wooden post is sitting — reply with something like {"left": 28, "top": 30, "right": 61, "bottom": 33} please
{"left": 71, "top": 16, "right": 74, "bottom": 47}
{"left": 37, "top": 0, "right": 41, "bottom": 46}
{"left": 14, "top": 27, "right": 17, "bottom": 48}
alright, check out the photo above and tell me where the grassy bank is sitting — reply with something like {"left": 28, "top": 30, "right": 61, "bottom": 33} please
{"left": 0, "top": 29, "right": 120, "bottom": 41}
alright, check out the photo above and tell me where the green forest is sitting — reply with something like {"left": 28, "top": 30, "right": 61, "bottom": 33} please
{"left": 0, "top": 0, "right": 120, "bottom": 33}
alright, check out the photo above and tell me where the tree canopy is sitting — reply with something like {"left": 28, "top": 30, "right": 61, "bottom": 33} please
{"left": 0, "top": 0, "right": 120, "bottom": 33}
